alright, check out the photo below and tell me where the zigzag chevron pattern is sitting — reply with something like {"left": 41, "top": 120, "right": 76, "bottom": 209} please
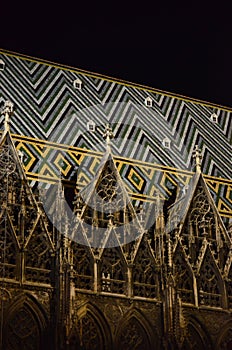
{"left": 0, "top": 50, "right": 231, "bottom": 219}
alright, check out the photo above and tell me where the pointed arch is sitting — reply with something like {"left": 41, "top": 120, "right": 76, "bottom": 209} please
{"left": 115, "top": 308, "right": 159, "bottom": 350}
{"left": 68, "top": 302, "right": 112, "bottom": 350}
{"left": 25, "top": 218, "right": 54, "bottom": 285}
{"left": 2, "top": 293, "right": 49, "bottom": 350}
{"left": 173, "top": 241, "right": 195, "bottom": 304}
{"left": 181, "top": 316, "right": 212, "bottom": 350}
{"left": 198, "top": 246, "right": 226, "bottom": 308}
{"left": 133, "top": 236, "right": 159, "bottom": 299}
{"left": 216, "top": 320, "right": 232, "bottom": 349}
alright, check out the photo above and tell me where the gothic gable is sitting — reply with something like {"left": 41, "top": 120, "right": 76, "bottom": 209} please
{"left": 169, "top": 172, "right": 231, "bottom": 268}
{"left": 73, "top": 128, "right": 143, "bottom": 249}
{"left": 0, "top": 133, "right": 40, "bottom": 246}
{"left": 0, "top": 104, "right": 55, "bottom": 288}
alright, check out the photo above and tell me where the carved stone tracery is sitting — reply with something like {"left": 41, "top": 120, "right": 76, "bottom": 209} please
{"left": 116, "top": 316, "right": 151, "bottom": 350}
{"left": 0, "top": 224, "right": 17, "bottom": 280}
{"left": 189, "top": 186, "right": 216, "bottom": 239}
{"left": 72, "top": 242, "right": 93, "bottom": 291}
{"left": 133, "top": 239, "right": 158, "bottom": 299}
{"left": 101, "top": 246, "right": 125, "bottom": 294}
{"left": 173, "top": 244, "right": 194, "bottom": 304}
{"left": 182, "top": 323, "right": 209, "bottom": 350}
{"left": 4, "top": 306, "right": 40, "bottom": 350}
{"left": 25, "top": 224, "right": 53, "bottom": 285}
{"left": 76, "top": 313, "right": 103, "bottom": 350}
{"left": 198, "top": 248, "right": 223, "bottom": 307}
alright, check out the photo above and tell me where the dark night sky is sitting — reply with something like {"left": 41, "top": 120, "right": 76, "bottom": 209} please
{"left": 1, "top": 2, "right": 232, "bottom": 108}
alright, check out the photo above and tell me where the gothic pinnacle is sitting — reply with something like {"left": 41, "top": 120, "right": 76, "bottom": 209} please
{"left": 103, "top": 123, "right": 114, "bottom": 149}
{"left": 1, "top": 100, "right": 14, "bottom": 132}
{"left": 193, "top": 145, "right": 202, "bottom": 173}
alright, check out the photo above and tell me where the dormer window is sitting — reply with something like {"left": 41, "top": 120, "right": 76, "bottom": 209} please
{"left": 145, "top": 96, "right": 153, "bottom": 107}
{"left": 87, "top": 120, "right": 96, "bottom": 132}
{"left": 210, "top": 113, "right": 218, "bottom": 124}
{"left": 73, "top": 78, "right": 82, "bottom": 90}
{"left": 0, "top": 59, "right": 5, "bottom": 71}
{"left": 162, "top": 137, "right": 171, "bottom": 149}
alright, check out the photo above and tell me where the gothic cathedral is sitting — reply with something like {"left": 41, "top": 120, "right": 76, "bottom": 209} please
{"left": 0, "top": 100, "right": 231, "bottom": 350}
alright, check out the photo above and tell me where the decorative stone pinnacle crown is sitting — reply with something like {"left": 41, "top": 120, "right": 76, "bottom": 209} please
{"left": 103, "top": 123, "right": 114, "bottom": 146}
{"left": 193, "top": 145, "right": 202, "bottom": 172}
{"left": 1, "top": 100, "right": 14, "bottom": 132}
{"left": 1, "top": 100, "right": 14, "bottom": 115}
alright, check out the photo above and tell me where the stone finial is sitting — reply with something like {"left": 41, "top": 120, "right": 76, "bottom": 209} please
{"left": 192, "top": 145, "right": 202, "bottom": 173}
{"left": 103, "top": 123, "right": 114, "bottom": 148}
{"left": 1, "top": 100, "right": 14, "bottom": 132}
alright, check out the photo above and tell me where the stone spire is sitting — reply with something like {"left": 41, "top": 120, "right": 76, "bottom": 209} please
{"left": 192, "top": 145, "right": 202, "bottom": 173}
{"left": 1, "top": 100, "right": 14, "bottom": 133}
